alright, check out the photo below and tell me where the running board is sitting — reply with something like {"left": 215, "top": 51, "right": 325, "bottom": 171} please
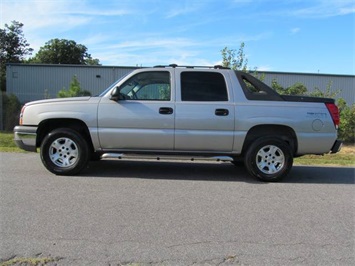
{"left": 101, "top": 153, "right": 234, "bottom": 162}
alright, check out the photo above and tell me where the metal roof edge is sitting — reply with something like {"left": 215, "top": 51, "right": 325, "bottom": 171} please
{"left": 5, "top": 63, "right": 140, "bottom": 69}
{"left": 253, "top": 70, "right": 355, "bottom": 78}
{"left": 5, "top": 63, "right": 354, "bottom": 77}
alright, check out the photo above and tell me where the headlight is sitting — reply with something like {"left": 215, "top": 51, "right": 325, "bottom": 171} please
{"left": 19, "top": 106, "right": 26, "bottom": 125}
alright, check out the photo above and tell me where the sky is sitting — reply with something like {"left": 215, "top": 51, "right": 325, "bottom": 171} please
{"left": 1, "top": 0, "right": 354, "bottom": 75}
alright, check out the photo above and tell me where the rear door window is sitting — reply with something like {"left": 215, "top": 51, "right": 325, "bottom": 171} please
{"left": 181, "top": 72, "right": 228, "bottom": 101}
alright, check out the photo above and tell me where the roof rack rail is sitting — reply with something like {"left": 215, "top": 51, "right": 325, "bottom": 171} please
{"left": 153, "top": 64, "right": 230, "bottom": 69}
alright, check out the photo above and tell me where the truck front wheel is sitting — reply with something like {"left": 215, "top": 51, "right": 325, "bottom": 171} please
{"left": 244, "top": 137, "right": 293, "bottom": 182}
{"left": 40, "top": 128, "right": 89, "bottom": 175}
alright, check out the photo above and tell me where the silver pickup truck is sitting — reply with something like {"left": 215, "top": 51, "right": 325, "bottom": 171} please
{"left": 14, "top": 65, "right": 342, "bottom": 181}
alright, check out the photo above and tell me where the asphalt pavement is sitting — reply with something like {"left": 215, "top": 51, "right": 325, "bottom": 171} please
{"left": 0, "top": 152, "right": 354, "bottom": 265}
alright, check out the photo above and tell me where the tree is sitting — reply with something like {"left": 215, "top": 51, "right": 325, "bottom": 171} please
{"left": 286, "top": 82, "right": 308, "bottom": 95}
{"left": 338, "top": 103, "right": 355, "bottom": 143}
{"left": 221, "top": 42, "right": 248, "bottom": 71}
{"left": 271, "top": 79, "right": 307, "bottom": 95}
{"left": 0, "top": 21, "right": 33, "bottom": 91}
{"left": 57, "top": 75, "right": 91, "bottom": 98}
{"left": 29, "top": 38, "right": 100, "bottom": 65}
{"left": 309, "top": 81, "right": 340, "bottom": 99}
{"left": 271, "top": 78, "right": 285, "bottom": 94}
{"left": 85, "top": 57, "right": 101, "bottom": 66}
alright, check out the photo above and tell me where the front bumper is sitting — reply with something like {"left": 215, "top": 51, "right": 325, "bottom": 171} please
{"left": 330, "top": 139, "right": 342, "bottom": 154}
{"left": 13, "top": 126, "right": 38, "bottom": 152}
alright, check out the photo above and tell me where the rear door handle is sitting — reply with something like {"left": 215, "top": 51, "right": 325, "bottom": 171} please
{"left": 215, "top": 109, "right": 229, "bottom": 116}
{"left": 159, "top": 107, "right": 174, "bottom": 115}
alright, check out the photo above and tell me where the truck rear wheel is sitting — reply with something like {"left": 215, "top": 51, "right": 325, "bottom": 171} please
{"left": 244, "top": 137, "right": 293, "bottom": 182}
{"left": 40, "top": 128, "right": 89, "bottom": 175}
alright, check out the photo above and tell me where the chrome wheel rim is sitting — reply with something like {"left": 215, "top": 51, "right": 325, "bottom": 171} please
{"left": 49, "top": 137, "right": 79, "bottom": 168}
{"left": 256, "top": 145, "right": 285, "bottom": 174}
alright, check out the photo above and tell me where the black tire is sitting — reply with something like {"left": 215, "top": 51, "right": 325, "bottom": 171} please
{"left": 90, "top": 152, "right": 102, "bottom": 161}
{"left": 244, "top": 137, "right": 293, "bottom": 182}
{"left": 40, "top": 128, "right": 90, "bottom": 175}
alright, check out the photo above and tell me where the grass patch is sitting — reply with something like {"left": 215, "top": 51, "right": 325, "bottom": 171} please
{"left": 0, "top": 131, "right": 23, "bottom": 152}
{"left": 294, "top": 145, "right": 355, "bottom": 166}
{"left": 0, "top": 256, "right": 60, "bottom": 266}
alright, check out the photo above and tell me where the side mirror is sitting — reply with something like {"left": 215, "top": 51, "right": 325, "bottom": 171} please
{"left": 110, "top": 87, "right": 120, "bottom": 101}
{"left": 110, "top": 86, "right": 131, "bottom": 101}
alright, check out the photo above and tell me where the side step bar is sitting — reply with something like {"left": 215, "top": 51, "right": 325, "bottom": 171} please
{"left": 101, "top": 153, "right": 234, "bottom": 162}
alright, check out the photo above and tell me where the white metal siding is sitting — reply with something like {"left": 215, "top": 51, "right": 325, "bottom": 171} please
{"left": 6, "top": 64, "right": 355, "bottom": 106}
{"left": 6, "top": 64, "right": 137, "bottom": 103}
{"left": 261, "top": 71, "right": 355, "bottom": 105}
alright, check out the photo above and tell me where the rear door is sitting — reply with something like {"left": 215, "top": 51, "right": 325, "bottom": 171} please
{"left": 174, "top": 69, "right": 235, "bottom": 152}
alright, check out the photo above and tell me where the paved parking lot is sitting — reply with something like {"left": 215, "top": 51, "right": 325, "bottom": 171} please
{"left": 0, "top": 152, "right": 354, "bottom": 265}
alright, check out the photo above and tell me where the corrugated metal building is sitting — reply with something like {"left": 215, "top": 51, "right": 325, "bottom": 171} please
{"left": 6, "top": 63, "right": 355, "bottom": 105}
{"left": 261, "top": 71, "right": 355, "bottom": 106}
{"left": 6, "top": 64, "right": 137, "bottom": 103}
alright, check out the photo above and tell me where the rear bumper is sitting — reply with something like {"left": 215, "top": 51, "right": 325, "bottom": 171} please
{"left": 330, "top": 139, "right": 342, "bottom": 154}
{"left": 13, "top": 126, "right": 38, "bottom": 152}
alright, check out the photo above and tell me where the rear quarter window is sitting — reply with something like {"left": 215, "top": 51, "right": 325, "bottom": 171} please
{"left": 235, "top": 71, "right": 283, "bottom": 101}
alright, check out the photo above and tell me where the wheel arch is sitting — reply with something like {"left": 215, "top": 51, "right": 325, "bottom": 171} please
{"left": 242, "top": 124, "right": 298, "bottom": 155}
{"left": 37, "top": 119, "right": 94, "bottom": 152}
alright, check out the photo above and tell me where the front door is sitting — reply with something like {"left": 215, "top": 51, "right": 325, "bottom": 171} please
{"left": 97, "top": 70, "right": 175, "bottom": 150}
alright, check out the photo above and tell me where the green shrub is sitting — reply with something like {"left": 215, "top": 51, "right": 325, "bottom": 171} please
{"left": 2, "top": 93, "right": 21, "bottom": 131}
{"left": 338, "top": 104, "right": 355, "bottom": 144}
{"left": 58, "top": 75, "right": 91, "bottom": 97}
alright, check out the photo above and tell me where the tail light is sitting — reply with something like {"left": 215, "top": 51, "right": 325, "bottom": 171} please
{"left": 325, "top": 103, "right": 340, "bottom": 128}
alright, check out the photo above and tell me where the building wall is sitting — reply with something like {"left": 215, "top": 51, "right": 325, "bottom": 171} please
{"left": 261, "top": 71, "right": 355, "bottom": 105}
{"left": 6, "top": 64, "right": 355, "bottom": 105}
{"left": 6, "top": 64, "right": 137, "bottom": 103}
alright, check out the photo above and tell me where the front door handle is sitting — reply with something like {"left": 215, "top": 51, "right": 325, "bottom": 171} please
{"left": 159, "top": 107, "right": 174, "bottom": 115}
{"left": 215, "top": 109, "right": 229, "bottom": 116}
